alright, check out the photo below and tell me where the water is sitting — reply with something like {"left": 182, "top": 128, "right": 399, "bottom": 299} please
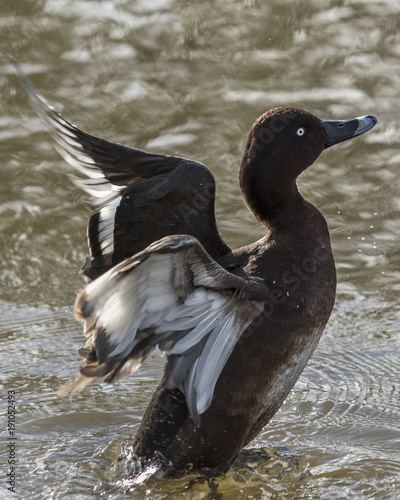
{"left": 1, "top": 0, "right": 399, "bottom": 498}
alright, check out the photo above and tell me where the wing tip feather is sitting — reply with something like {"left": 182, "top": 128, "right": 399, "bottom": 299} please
{"left": 57, "top": 374, "right": 99, "bottom": 398}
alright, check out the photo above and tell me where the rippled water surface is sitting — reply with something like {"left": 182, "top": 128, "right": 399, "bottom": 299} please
{"left": 1, "top": 0, "right": 400, "bottom": 498}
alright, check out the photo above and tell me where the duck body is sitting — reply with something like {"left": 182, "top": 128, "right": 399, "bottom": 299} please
{"left": 11, "top": 59, "right": 376, "bottom": 476}
{"left": 133, "top": 199, "right": 336, "bottom": 473}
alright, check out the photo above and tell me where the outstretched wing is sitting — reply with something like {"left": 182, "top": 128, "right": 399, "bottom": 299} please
{"left": 11, "top": 59, "right": 231, "bottom": 280}
{"left": 59, "top": 235, "right": 267, "bottom": 425}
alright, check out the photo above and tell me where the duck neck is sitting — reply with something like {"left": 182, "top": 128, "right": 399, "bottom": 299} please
{"left": 239, "top": 160, "right": 304, "bottom": 230}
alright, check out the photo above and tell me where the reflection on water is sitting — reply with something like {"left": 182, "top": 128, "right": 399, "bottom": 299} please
{"left": 1, "top": 0, "right": 399, "bottom": 498}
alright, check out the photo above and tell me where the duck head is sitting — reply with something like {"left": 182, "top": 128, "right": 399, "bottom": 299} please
{"left": 239, "top": 106, "right": 376, "bottom": 227}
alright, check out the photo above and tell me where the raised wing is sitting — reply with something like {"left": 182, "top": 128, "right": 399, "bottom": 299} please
{"left": 59, "top": 235, "right": 267, "bottom": 425}
{"left": 11, "top": 59, "right": 231, "bottom": 280}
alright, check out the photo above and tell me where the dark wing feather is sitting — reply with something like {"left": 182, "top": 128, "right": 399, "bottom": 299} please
{"left": 11, "top": 59, "right": 231, "bottom": 280}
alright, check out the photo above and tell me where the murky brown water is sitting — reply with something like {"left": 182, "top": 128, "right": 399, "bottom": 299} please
{"left": 1, "top": 0, "right": 399, "bottom": 498}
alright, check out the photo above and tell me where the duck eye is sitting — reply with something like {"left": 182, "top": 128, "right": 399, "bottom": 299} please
{"left": 296, "top": 127, "right": 305, "bottom": 137}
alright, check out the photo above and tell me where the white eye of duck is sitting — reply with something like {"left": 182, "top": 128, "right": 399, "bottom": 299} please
{"left": 296, "top": 127, "right": 305, "bottom": 136}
